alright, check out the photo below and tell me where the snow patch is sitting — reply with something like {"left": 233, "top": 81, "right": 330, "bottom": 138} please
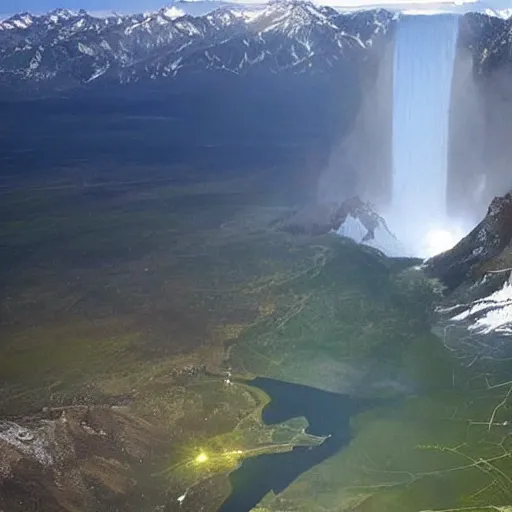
{"left": 29, "top": 50, "right": 42, "bottom": 71}
{"left": 175, "top": 20, "right": 200, "bottom": 36}
{"left": 86, "top": 63, "right": 110, "bottom": 82}
{"left": 485, "top": 8, "right": 512, "bottom": 19}
{"left": 100, "top": 39, "right": 112, "bottom": 51}
{"left": 241, "top": 8, "right": 265, "bottom": 22}
{"left": 12, "top": 19, "right": 29, "bottom": 28}
{"left": 78, "top": 42, "right": 95, "bottom": 56}
{"left": 451, "top": 274, "right": 512, "bottom": 336}
{"left": 217, "top": 11, "right": 235, "bottom": 25}
{"left": 337, "top": 215, "right": 405, "bottom": 257}
{"left": 341, "top": 32, "right": 366, "bottom": 48}
{"left": 170, "top": 57, "right": 182, "bottom": 71}
{"left": 0, "top": 421, "right": 54, "bottom": 466}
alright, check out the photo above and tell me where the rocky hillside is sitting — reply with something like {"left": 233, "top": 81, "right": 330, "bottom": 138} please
{"left": 460, "top": 12, "right": 512, "bottom": 76}
{"left": 425, "top": 191, "right": 512, "bottom": 360}
{"left": 426, "top": 192, "right": 512, "bottom": 290}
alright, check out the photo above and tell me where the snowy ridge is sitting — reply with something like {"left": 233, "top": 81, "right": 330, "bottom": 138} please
{"left": 336, "top": 1, "right": 512, "bottom": 19}
{"left": 0, "top": 1, "right": 510, "bottom": 91}
{"left": 485, "top": 8, "right": 512, "bottom": 19}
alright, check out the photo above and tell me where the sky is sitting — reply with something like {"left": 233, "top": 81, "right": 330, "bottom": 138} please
{"left": 1, "top": 0, "right": 509, "bottom": 17}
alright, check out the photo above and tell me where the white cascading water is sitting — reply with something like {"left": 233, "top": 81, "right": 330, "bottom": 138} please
{"left": 388, "top": 14, "right": 461, "bottom": 257}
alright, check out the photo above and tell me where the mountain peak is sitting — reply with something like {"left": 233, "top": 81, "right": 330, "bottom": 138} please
{"left": 250, "top": 0, "right": 339, "bottom": 36}
{"left": 1, "top": 12, "right": 35, "bottom": 30}
{"left": 48, "top": 8, "right": 76, "bottom": 20}
{"left": 160, "top": 5, "right": 188, "bottom": 20}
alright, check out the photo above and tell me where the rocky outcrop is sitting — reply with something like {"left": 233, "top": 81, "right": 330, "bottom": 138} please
{"left": 279, "top": 197, "right": 386, "bottom": 239}
{"left": 279, "top": 197, "right": 404, "bottom": 256}
{"left": 334, "top": 197, "right": 393, "bottom": 243}
{"left": 425, "top": 192, "right": 512, "bottom": 290}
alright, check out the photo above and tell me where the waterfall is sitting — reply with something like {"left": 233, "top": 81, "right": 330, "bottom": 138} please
{"left": 389, "top": 14, "right": 460, "bottom": 256}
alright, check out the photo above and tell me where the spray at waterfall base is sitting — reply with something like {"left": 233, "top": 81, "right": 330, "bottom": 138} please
{"left": 336, "top": 201, "right": 469, "bottom": 258}
{"left": 381, "top": 210, "right": 469, "bottom": 257}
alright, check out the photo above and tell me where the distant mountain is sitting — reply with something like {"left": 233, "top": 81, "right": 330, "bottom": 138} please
{"left": 0, "top": 2, "right": 395, "bottom": 94}
{"left": 1, "top": 2, "right": 511, "bottom": 96}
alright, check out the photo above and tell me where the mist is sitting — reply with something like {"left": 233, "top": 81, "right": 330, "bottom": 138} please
{"left": 450, "top": 15, "right": 512, "bottom": 221}
{"left": 317, "top": 30, "right": 394, "bottom": 210}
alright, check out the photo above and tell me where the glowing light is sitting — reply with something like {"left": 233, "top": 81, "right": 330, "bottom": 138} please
{"left": 422, "top": 228, "right": 460, "bottom": 257}
{"left": 195, "top": 452, "right": 208, "bottom": 464}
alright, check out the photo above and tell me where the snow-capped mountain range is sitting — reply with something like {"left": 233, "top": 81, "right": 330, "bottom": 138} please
{"left": 0, "top": 1, "right": 511, "bottom": 94}
{"left": 0, "top": 2, "right": 395, "bottom": 92}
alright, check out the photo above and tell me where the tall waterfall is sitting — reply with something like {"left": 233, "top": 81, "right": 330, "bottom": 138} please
{"left": 390, "top": 14, "right": 460, "bottom": 256}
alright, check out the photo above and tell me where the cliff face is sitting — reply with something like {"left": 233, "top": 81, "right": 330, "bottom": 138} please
{"left": 449, "top": 14, "right": 512, "bottom": 222}
{"left": 425, "top": 192, "right": 512, "bottom": 290}
{"left": 317, "top": 33, "right": 395, "bottom": 209}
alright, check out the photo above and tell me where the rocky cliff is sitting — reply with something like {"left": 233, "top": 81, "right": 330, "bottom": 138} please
{"left": 425, "top": 191, "right": 512, "bottom": 362}
{"left": 425, "top": 192, "right": 512, "bottom": 290}
{"left": 449, "top": 13, "right": 512, "bottom": 221}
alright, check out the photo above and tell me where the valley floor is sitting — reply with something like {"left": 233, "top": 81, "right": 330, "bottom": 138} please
{"left": 1, "top": 115, "right": 512, "bottom": 512}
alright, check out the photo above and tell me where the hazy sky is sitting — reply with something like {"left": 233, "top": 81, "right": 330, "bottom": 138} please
{"left": 4, "top": 0, "right": 157, "bottom": 13}
{"left": 1, "top": 0, "right": 508, "bottom": 16}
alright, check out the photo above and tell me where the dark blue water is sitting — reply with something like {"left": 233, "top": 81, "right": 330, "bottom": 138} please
{"left": 218, "top": 377, "right": 367, "bottom": 512}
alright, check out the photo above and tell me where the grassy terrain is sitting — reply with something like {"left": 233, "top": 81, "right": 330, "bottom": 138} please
{"left": 0, "top": 152, "right": 333, "bottom": 510}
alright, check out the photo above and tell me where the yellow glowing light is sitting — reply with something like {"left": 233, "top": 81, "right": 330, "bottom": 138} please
{"left": 195, "top": 452, "right": 208, "bottom": 464}
{"left": 224, "top": 449, "right": 244, "bottom": 457}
